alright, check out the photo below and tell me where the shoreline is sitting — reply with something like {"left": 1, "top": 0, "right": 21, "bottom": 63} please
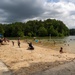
{"left": 0, "top": 40, "right": 75, "bottom": 75}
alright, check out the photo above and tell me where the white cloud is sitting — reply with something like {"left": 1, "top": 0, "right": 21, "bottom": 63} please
{"left": 41, "top": 1, "right": 75, "bottom": 28}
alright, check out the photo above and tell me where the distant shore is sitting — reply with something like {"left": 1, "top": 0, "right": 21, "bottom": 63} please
{"left": 0, "top": 40, "right": 75, "bottom": 75}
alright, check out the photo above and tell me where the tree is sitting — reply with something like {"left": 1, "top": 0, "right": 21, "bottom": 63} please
{"left": 38, "top": 27, "right": 48, "bottom": 36}
{"left": 0, "top": 18, "right": 69, "bottom": 37}
{"left": 17, "top": 31, "right": 24, "bottom": 37}
{"left": 70, "top": 29, "right": 75, "bottom": 35}
{"left": 0, "top": 25, "right": 5, "bottom": 35}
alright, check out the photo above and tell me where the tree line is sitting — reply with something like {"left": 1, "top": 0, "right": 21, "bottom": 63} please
{"left": 70, "top": 29, "right": 75, "bottom": 35}
{"left": 0, "top": 19, "right": 69, "bottom": 37}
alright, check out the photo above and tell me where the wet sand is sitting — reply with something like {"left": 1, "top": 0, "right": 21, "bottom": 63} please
{"left": 0, "top": 40, "right": 75, "bottom": 75}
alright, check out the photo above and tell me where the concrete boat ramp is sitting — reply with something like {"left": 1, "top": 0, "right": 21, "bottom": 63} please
{"left": 32, "top": 60, "right": 75, "bottom": 75}
{"left": 0, "top": 60, "right": 12, "bottom": 75}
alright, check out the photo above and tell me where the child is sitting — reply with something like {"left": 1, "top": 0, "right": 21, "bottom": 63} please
{"left": 18, "top": 40, "right": 20, "bottom": 48}
{"left": 12, "top": 41, "right": 14, "bottom": 46}
{"left": 59, "top": 47, "right": 63, "bottom": 53}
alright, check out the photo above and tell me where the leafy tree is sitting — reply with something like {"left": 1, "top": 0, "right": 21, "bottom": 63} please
{"left": 70, "top": 29, "right": 75, "bottom": 35}
{"left": 38, "top": 27, "right": 48, "bottom": 36}
{"left": 17, "top": 31, "right": 24, "bottom": 37}
{"left": 0, "top": 25, "right": 5, "bottom": 35}
{"left": 0, "top": 19, "right": 69, "bottom": 37}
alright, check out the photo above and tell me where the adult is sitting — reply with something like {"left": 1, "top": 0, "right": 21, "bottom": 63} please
{"left": 18, "top": 37, "right": 20, "bottom": 48}
{"left": 27, "top": 42, "right": 34, "bottom": 50}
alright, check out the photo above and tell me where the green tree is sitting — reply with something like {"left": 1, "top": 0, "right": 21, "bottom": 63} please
{"left": 17, "top": 31, "right": 24, "bottom": 37}
{"left": 0, "top": 25, "right": 5, "bottom": 35}
{"left": 0, "top": 18, "right": 69, "bottom": 37}
{"left": 38, "top": 27, "right": 47, "bottom": 36}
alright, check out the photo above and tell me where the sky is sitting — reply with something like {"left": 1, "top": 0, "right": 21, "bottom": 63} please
{"left": 0, "top": 0, "right": 75, "bottom": 28}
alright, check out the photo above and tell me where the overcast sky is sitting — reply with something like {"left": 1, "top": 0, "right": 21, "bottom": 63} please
{"left": 0, "top": 0, "right": 75, "bottom": 28}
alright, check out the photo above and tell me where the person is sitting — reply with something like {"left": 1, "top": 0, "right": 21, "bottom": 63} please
{"left": 18, "top": 40, "right": 20, "bottom": 48}
{"left": 0, "top": 38, "right": 3, "bottom": 46}
{"left": 0, "top": 38, "right": 3, "bottom": 45}
{"left": 12, "top": 41, "right": 14, "bottom": 46}
{"left": 33, "top": 37, "right": 36, "bottom": 41}
{"left": 53, "top": 40, "right": 56, "bottom": 45}
{"left": 27, "top": 42, "right": 34, "bottom": 50}
{"left": 59, "top": 47, "right": 63, "bottom": 53}
{"left": 18, "top": 37, "right": 20, "bottom": 48}
{"left": 3, "top": 37, "right": 9, "bottom": 44}
{"left": 68, "top": 44, "right": 69, "bottom": 46}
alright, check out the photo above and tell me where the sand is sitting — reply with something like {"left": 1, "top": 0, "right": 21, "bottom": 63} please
{"left": 0, "top": 40, "right": 75, "bottom": 75}
{"left": 32, "top": 60, "right": 75, "bottom": 75}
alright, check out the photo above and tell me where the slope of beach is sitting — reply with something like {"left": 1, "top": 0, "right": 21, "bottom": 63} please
{"left": 32, "top": 60, "right": 75, "bottom": 75}
{"left": 0, "top": 40, "right": 75, "bottom": 75}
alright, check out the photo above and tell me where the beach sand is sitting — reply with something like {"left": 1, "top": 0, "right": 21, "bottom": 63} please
{"left": 0, "top": 40, "right": 75, "bottom": 75}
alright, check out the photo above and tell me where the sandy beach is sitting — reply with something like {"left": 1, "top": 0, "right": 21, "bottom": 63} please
{"left": 0, "top": 40, "right": 75, "bottom": 75}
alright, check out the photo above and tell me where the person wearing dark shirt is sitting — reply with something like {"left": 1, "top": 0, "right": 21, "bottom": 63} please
{"left": 59, "top": 47, "right": 63, "bottom": 53}
{"left": 28, "top": 42, "right": 34, "bottom": 50}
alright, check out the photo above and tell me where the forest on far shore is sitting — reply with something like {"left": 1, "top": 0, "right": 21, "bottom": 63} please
{"left": 0, "top": 19, "right": 70, "bottom": 37}
{"left": 70, "top": 29, "right": 75, "bottom": 35}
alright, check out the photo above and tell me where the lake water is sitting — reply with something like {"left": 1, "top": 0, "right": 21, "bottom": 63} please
{"left": 39, "top": 36, "right": 75, "bottom": 53}
{"left": 52, "top": 36, "right": 75, "bottom": 53}
{"left": 63, "top": 36, "right": 75, "bottom": 53}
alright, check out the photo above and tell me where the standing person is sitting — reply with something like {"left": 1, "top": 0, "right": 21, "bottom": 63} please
{"left": 18, "top": 37, "right": 20, "bottom": 48}
{"left": 53, "top": 40, "right": 56, "bottom": 45}
{"left": 12, "top": 41, "right": 14, "bottom": 46}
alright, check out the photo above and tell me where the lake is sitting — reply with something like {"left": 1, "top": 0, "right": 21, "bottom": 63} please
{"left": 36, "top": 36, "right": 75, "bottom": 53}
{"left": 63, "top": 36, "right": 75, "bottom": 53}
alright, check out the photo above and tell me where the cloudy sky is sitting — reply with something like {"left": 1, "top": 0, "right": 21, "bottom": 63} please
{"left": 0, "top": 0, "right": 75, "bottom": 28}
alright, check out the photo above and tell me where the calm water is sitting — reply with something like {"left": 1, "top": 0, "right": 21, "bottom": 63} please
{"left": 63, "top": 36, "right": 75, "bottom": 53}
{"left": 40, "top": 36, "right": 75, "bottom": 53}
